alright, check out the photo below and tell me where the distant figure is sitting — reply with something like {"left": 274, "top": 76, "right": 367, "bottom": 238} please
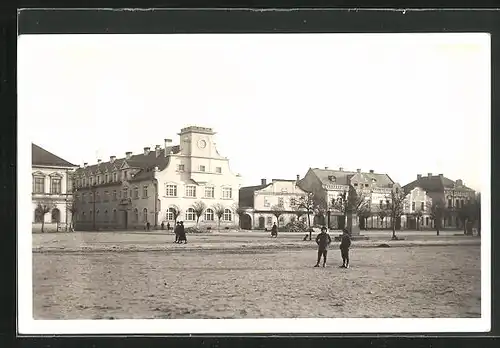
{"left": 340, "top": 228, "right": 352, "bottom": 268}
{"left": 271, "top": 223, "right": 278, "bottom": 238}
{"left": 146, "top": 221, "right": 150, "bottom": 231}
{"left": 166, "top": 222, "right": 170, "bottom": 231}
{"left": 161, "top": 222, "right": 165, "bottom": 230}
{"left": 174, "top": 222, "right": 180, "bottom": 243}
{"left": 178, "top": 221, "right": 187, "bottom": 244}
{"left": 314, "top": 226, "right": 332, "bottom": 268}
{"left": 303, "top": 233, "right": 308, "bottom": 241}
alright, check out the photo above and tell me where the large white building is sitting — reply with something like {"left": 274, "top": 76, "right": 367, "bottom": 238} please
{"left": 73, "top": 126, "right": 242, "bottom": 230}
{"left": 32, "top": 143, "right": 78, "bottom": 232}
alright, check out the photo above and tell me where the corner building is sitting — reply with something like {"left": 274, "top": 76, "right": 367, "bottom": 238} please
{"left": 73, "top": 126, "right": 241, "bottom": 230}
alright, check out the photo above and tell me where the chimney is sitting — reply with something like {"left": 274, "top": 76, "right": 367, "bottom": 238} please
{"left": 456, "top": 179, "right": 463, "bottom": 186}
{"left": 110, "top": 156, "right": 116, "bottom": 163}
{"left": 325, "top": 166, "right": 329, "bottom": 170}
{"left": 155, "top": 145, "right": 161, "bottom": 157}
{"left": 143, "top": 147, "right": 150, "bottom": 156}
{"left": 164, "top": 138, "right": 172, "bottom": 157}
{"left": 126, "top": 151, "right": 132, "bottom": 160}
{"left": 83, "top": 162, "right": 88, "bottom": 168}
{"left": 357, "top": 168, "right": 361, "bottom": 173}
{"left": 417, "top": 174, "right": 422, "bottom": 180}
{"left": 261, "top": 179, "right": 267, "bottom": 185}
{"left": 439, "top": 174, "right": 443, "bottom": 178}
{"left": 296, "top": 174, "right": 300, "bottom": 181}
{"left": 339, "top": 167, "right": 343, "bottom": 171}
{"left": 369, "top": 169, "right": 374, "bottom": 174}
{"left": 97, "top": 159, "right": 101, "bottom": 165}
{"left": 427, "top": 173, "right": 432, "bottom": 178}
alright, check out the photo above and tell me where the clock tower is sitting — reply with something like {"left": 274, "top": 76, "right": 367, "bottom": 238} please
{"left": 178, "top": 126, "right": 217, "bottom": 158}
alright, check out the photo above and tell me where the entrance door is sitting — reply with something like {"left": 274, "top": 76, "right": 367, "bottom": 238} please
{"left": 258, "top": 217, "right": 265, "bottom": 229}
{"left": 240, "top": 214, "right": 252, "bottom": 230}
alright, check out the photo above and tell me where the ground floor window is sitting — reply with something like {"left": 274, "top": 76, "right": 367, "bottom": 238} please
{"left": 134, "top": 208, "right": 139, "bottom": 223}
{"left": 143, "top": 208, "right": 148, "bottom": 222}
{"left": 267, "top": 216, "right": 272, "bottom": 225}
{"left": 51, "top": 208, "right": 60, "bottom": 223}
{"left": 223, "top": 209, "right": 232, "bottom": 221}
{"left": 205, "top": 208, "right": 214, "bottom": 221}
{"left": 186, "top": 208, "right": 195, "bottom": 221}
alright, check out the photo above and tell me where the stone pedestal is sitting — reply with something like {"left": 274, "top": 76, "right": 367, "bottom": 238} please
{"left": 347, "top": 213, "right": 361, "bottom": 236}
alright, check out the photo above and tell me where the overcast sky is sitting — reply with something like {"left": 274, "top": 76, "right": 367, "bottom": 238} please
{"left": 18, "top": 33, "right": 489, "bottom": 191}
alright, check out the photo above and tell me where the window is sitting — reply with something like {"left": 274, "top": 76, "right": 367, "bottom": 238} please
{"left": 112, "top": 209, "right": 117, "bottom": 222}
{"left": 50, "top": 178, "right": 62, "bottom": 194}
{"left": 199, "top": 165, "right": 206, "bottom": 172}
{"left": 97, "top": 176, "right": 101, "bottom": 185}
{"left": 112, "top": 190, "right": 117, "bottom": 201}
{"left": 123, "top": 188, "right": 128, "bottom": 199}
{"left": 177, "top": 164, "right": 185, "bottom": 171}
{"left": 103, "top": 191, "right": 109, "bottom": 202}
{"left": 365, "top": 184, "right": 369, "bottom": 187}
{"left": 426, "top": 217, "right": 429, "bottom": 226}
{"left": 33, "top": 176, "right": 45, "bottom": 193}
{"left": 95, "top": 192, "right": 100, "bottom": 202}
{"left": 290, "top": 198, "right": 297, "bottom": 207}
{"left": 90, "top": 177, "right": 94, "bottom": 186}
{"left": 222, "top": 187, "right": 232, "bottom": 199}
{"left": 455, "top": 199, "right": 459, "bottom": 208}
{"left": 421, "top": 202, "right": 424, "bottom": 210}
{"left": 81, "top": 211, "right": 86, "bottom": 221}
{"left": 205, "top": 208, "right": 214, "bottom": 221}
{"left": 123, "top": 171, "right": 128, "bottom": 180}
{"left": 143, "top": 186, "right": 148, "bottom": 198}
{"left": 353, "top": 183, "right": 358, "bottom": 187}
{"left": 278, "top": 197, "right": 284, "bottom": 207}
{"left": 186, "top": 185, "right": 196, "bottom": 198}
{"left": 104, "top": 210, "right": 108, "bottom": 221}
{"left": 96, "top": 210, "right": 100, "bottom": 220}
{"left": 205, "top": 186, "right": 214, "bottom": 198}
{"left": 461, "top": 199, "right": 465, "bottom": 208}
{"left": 82, "top": 193, "right": 86, "bottom": 203}
{"left": 386, "top": 200, "right": 390, "bottom": 208}
{"left": 133, "top": 187, "right": 139, "bottom": 199}
{"left": 83, "top": 178, "right": 87, "bottom": 186}
{"left": 267, "top": 216, "right": 272, "bottom": 225}
{"left": 166, "top": 207, "right": 176, "bottom": 221}
{"left": 143, "top": 208, "right": 148, "bottom": 223}
{"left": 186, "top": 208, "right": 195, "bottom": 221}
{"left": 279, "top": 216, "right": 284, "bottom": 223}
{"left": 216, "top": 167, "right": 222, "bottom": 174}
{"left": 105, "top": 174, "right": 109, "bottom": 183}
{"left": 264, "top": 197, "right": 270, "bottom": 207}
{"left": 51, "top": 208, "right": 60, "bottom": 223}
{"left": 166, "top": 184, "right": 177, "bottom": 197}
{"left": 379, "top": 200, "right": 383, "bottom": 209}
{"left": 89, "top": 192, "right": 94, "bottom": 202}
{"left": 411, "top": 202, "right": 415, "bottom": 211}
{"left": 223, "top": 209, "right": 232, "bottom": 221}
{"left": 113, "top": 173, "right": 118, "bottom": 182}
{"left": 448, "top": 199, "right": 452, "bottom": 208}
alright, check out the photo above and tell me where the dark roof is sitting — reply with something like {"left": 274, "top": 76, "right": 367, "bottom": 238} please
{"left": 403, "top": 175, "right": 474, "bottom": 193}
{"left": 32, "top": 143, "right": 76, "bottom": 167}
{"left": 311, "top": 168, "right": 394, "bottom": 188}
{"left": 74, "top": 145, "right": 180, "bottom": 176}
{"left": 239, "top": 183, "right": 271, "bottom": 208}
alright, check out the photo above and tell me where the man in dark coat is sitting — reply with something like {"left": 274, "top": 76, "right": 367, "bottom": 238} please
{"left": 173, "top": 222, "right": 180, "bottom": 243}
{"left": 340, "top": 228, "right": 352, "bottom": 268}
{"left": 271, "top": 222, "right": 278, "bottom": 238}
{"left": 314, "top": 226, "right": 332, "bottom": 267}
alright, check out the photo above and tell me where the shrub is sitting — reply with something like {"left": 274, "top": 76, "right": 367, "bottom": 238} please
{"left": 279, "top": 220, "right": 309, "bottom": 232}
{"left": 184, "top": 227, "right": 204, "bottom": 234}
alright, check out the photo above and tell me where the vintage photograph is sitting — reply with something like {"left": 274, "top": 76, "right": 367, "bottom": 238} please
{"left": 18, "top": 32, "right": 490, "bottom": 333}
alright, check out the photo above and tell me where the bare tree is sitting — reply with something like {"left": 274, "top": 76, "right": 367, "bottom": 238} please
{"left": 430, "top": 199, "right": 446, "bottom": 236}
{"left": 66, "top": 200, "right": 77, "bottom": 231}
{"left": 192, "top": 201, "right": 207, "bottom": 228}
{"left": 232, "top": 202, "right": 246, "bottom": 230}
{"left": 313, "top": 194, "right": 328, "bottom": 227}
{"left": 358, "top": 206, "right": 372, "bottom": 230}
{"left": 212, "top": 203, "right": 225, "bottom": 232}
{"left": 35, "top": 201, "right": 54, "bottom": 233}
{"left": 331, "top": 186, "right": 369, "bottom": 231}
{"left": 292, "top": 192, "right": 315, "bottom": 239}
{"left": 377, "top": 209, "right": 387, "bottom": 229}
{"left": 271, "top": 205, "right": 285, "bottom": 229}
{"left": 457, "top": 204, "right": 469, "bottom": 235}
{"left": 412, "top": 208, "right": 424, "bottom": 231}
{"left": 170, "top": 205, "right": 182, "bottom": 224}
{"left": 384, "top": 186, "right": 408, "bottom": 240}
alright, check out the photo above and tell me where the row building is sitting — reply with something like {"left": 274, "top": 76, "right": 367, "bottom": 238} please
{"left": 73, "top": 126, "right": 242, "bottom": 230}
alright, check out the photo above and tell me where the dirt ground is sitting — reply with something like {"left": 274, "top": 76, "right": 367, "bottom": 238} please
{"left": 33, "top": 241, "right": 481, "bottom": 319}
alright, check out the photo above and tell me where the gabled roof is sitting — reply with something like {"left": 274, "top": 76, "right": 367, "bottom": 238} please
{"left": 74, "top": 145, "right": 180, "bottom": 176}
{"left": 310, "top": 168, "right": 394, "bottom": 188}
{"left": 403, "top": 175, "right": 474, "bottom": 193}
{"left": 32, "top": 143, "right": 76, "bottom": 168}
{"left": 239, "top": 183, "right": 271, "bottom": 208}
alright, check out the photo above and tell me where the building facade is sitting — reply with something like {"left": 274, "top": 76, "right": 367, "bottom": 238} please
{"left": 239, "top": 177, "right": 308, "bottom": 230}
{"left": 403, "top": 173, "right": 476, "bottom": 229}
{"left": 400, "top": 186, "right": 434, "bottom": 230}
{"left": 298, "top": 167, "right": 396, "bottom": 229}
{"left": 73, "top": 126, "right": 241, "bottom": 231}
{"left": 32, "top": 143, "right": 78, "bottom": 232}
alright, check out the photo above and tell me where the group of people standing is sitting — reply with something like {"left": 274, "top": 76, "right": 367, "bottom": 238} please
{"left": 314, "top": 227, "right": 351, "bottom": 269}
{"left": 173, "top": 221, "right": 187, "bottom": 244}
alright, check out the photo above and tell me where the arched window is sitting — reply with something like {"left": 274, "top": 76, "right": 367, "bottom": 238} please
{"left": 104, "top": 210, "right": 108, "bottom": 221}
{"left": 82, "top": 211, "right": 86, "bottom": 221}
{"left": 96, "top": 210, "right": 100, "bottom": 221}
{"left": 143, "top": 208, "right": 148, "bottom": 222}
{"left": 166, "top": 208, "right": 175, "bottom": 221}
{"left": 185, "top": 208, "right": 195, "bottom": 221}
{"left": 50, "top": 208, "right": 60, "bottom": 223}
{"left": 223, "top": 209, "right": 232, "bottom": 221}
{"left": 205, "top": 208, "right": 214, "bottom": 221}
{"left": 34, "top": 208, "right": 44, "bottom": 223}
{"left": 112, "top": 209, "right": 117, "bottom": 222}
{"left": 133, "top": 208, "right": 139, "bottom": 223}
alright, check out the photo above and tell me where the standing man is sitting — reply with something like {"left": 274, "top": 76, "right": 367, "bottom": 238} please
{"left": 314, "top": 226, "right": 332, "bottom": 267}
{"left": 178, "top": 221, "right": 187, "bottom": 244}
{"left": 173, "top": 222, "right": 180, "bottom": 243}
{"left": 271, "top": 222, "right": 278, "bottom": 238}
{"left": 340, "top": 228, "right": 352, "bottom": 268}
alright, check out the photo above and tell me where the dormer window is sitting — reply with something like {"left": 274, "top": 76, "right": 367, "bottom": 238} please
{"left": 328, "top": 175, "right": 336, "bottom": 182}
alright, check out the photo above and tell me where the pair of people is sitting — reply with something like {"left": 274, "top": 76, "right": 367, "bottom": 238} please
{"left": 174, "top": 221, "right": 187, "bottom": 244}
{"left": 314, "top": 227, "right": 351, "bottom": 268}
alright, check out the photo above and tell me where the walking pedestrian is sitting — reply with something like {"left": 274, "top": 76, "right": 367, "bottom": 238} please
{"left": 173, "top": 222, "right": 180, "bottom": 243}
{"left": 166, "top": 222, "right": 170, "bottom": 231}
{"left": 178, "top": 221, "right": 187, "bottom": 244}
{"left": 339, "top": 228, "right": 352, "bottom": 268}
{"left": 146, "top": 221, "right": 150, "bottom": 231}
{"left": 314, "top": 226, "right": 332, "bottom": 267}
{"left": 271, "top": 222, "right": 278, "bottom": 238}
